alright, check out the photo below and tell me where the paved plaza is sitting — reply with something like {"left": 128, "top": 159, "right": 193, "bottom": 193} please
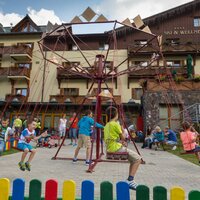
{"left": 0, "top": 142, "right": 200, "bottom": 199}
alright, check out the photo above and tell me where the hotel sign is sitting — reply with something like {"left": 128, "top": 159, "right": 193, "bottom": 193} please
{"left": 164, "top": 27, "right": 200, "bottom": 35}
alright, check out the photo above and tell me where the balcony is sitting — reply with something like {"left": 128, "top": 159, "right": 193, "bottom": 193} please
{"left": 145, "top": 80, "right": 200, "bottom": 92}
{"left": 0, "top": 67, "right": 31, "bottom": 80}
{"left": 128, "top": 66, "right": 188, "bottom": 79}
{"left": 0, "top": 45, "right": 32, "bottom": 61}
{"left": 5, "top": 94, "right": 28, "bottom": 103}
{"left": 128, "top": 43, "right": 200, "bottom": 55}
{"left": 57, "top": 68, "right": 85, "bottom": 80}
{"left": 49, "top": 95, "right": 121, "bottom": 105}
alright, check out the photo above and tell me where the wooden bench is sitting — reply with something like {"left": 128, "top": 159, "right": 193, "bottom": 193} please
{"left": 106, "top": 152, "right": 129, "bottom": 160}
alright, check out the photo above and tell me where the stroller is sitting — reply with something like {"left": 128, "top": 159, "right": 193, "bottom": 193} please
{"left": 37, "top": 129, "right": 60, "bottom": 148}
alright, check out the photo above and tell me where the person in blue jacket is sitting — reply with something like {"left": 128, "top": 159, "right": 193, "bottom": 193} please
{"left": 73, "top": 110, "right": 104, "bottom": 165}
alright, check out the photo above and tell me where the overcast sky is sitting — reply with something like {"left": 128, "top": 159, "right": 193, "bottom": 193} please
{"left": 0, "top": 0, "right": 192, "bottom": 26}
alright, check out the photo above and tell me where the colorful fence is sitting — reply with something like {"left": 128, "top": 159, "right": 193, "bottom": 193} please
{"left": 0, "top": 178, "right": 200, "bottom": 200}
{"left": 3, "top": 138, "right": 18, "bottom": 151}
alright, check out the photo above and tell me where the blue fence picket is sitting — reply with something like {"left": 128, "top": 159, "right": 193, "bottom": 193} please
{"left": 116, "top": 181, "right": 130, "bottom": 200}
{"left": 81, "top": 180, "right": 94, "bottom": 200}
{"left": 12, "top": 178, "right": 25, "bottom": 200}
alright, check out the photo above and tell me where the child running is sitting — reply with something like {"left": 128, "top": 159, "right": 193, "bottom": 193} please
{"left": 104, "top": 106, "right": 141, "bottom": 190}
{"left": 17, "top": 117, "right": 48, "bottom": 171}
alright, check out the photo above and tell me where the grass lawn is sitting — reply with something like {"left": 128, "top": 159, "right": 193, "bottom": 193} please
{"left": 166, "top": 139, "right": 199, "bottom": 166}
{"left": 2, "top": 148, "right": 20, "bottom": 156}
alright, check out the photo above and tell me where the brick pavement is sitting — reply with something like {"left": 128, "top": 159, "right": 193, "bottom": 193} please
{"left": 0, "top": 142, "right": 200, "bottom": 199}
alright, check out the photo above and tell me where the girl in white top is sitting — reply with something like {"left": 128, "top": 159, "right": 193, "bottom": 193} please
{"left": 58, "top": 114, "right": 67, "bottom": 145}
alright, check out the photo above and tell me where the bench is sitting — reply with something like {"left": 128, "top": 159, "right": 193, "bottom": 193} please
{"left": 106, "top": 152, "right": 129, "bottom": 160}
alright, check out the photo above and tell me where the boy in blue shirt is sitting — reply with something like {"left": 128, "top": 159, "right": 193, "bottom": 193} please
{"left": 73, "top": 110, "right": 104, "bottom": 165}
{"left": 164, "top": 126, "right": 177, "bottom": 150}
{"left": 18, "top": 118, "right": 47, "bottom": 171}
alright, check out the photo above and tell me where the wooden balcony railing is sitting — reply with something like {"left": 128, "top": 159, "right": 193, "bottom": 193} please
{"left": 128, "top": 66, "right": 188, "bottom": 79}
{"left": 5, "top": 94, "right": 28, "bottom": 103}
{"left": 57, "top": 68, "right": 85, "bottom": 79}
{"left": 0, "top": 45, "right": 32, "bottom": 57}
{"left": 128, "top": 43, "right": 200, "bottom": 54}
{"left": 0, "top": 67, "right": 31, "bottom": 78}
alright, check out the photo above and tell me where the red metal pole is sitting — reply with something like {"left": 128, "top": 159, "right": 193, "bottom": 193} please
{"left": 96, "top": 79, "right": 102, "bottom": 160}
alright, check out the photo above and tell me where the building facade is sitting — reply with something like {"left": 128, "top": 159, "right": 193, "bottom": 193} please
{"left": 0, "top": 1, "right": 200, "bottom": 131}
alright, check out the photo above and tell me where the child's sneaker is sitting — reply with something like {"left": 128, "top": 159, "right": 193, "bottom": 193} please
{"left": 18, "top": 162, "right": 26, "bottom": 171}
{"left": 85, "top": 160, "right": 93, "bottom": 166}
{"left": 73, "top": 143, "right": 77, "bottom": 147}
{"left": 25, "top": 162, "right": 31, "bottom": 171}
{"left": 69, "top": 142, "right": 73, "bottom": 145}
{"left": 172, "top": 146, "right": 177, "bottom": 150}
{"left": 72, "top": 158, "right": 78, "bottom": 163}
{"left": 127, "top": 180, "right": 138, "bottom": 190}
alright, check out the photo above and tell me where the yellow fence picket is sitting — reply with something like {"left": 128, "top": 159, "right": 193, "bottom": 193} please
{"left": 0, "top": 178, "right": 10, "bottom": 200}
{"left": 62, "top": 180, "right": 76, "bottom": 200}
{"left": 170, "top": 187, "right": 185, "bottom": 200}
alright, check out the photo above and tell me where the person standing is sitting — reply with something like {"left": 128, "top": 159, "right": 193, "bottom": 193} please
{"left": 14, "top": 115, "right": 22, "bottom": 137}
{"left": 73, "top": 110, "right": 104, "bottom": 165}
{"left": 69, "top": 112, "right": 78, "bottom": 146}
{"left": 58, "top": 114, "right": 67, "bottom": 146}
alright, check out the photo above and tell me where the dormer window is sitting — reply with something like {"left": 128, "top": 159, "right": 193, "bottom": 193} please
{"left": 194, "top": 17, "right": 200, "bottom": 27}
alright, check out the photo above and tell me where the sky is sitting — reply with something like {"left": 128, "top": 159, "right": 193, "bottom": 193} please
{"left": 0, "top": 0, "right": 192, "bottom": 27}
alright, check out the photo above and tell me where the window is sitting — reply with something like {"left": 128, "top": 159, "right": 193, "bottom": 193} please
{"left": 15, "top": 88, "right": 27, "bottom": 96}
{"left": 135, "top": 61, "right": 148, "bottom": 67}
{"left": 62, "top": 62, "right": 80, "bottom": 68}
{"left": 99, "top": 43, "right": 109, "bottom": 50}
{"left": 63, "top": 88, "right": 79, "bottom": 96}
{"left": 166, "top": 60, "right": 182, "bottom": 67}
{"left": 194, "top": 17, "right": 200, "bottom": 27}
{"left": 72, "top": 45, "right": 78, "bottom": 51}
{"left": 16, "top": 63, "right": 32, "bottom": 68}
{"left": 134, "top": 40, "right": 147, "bottom": 47}
{"left": 159, "top": 105, "right": 181, "bottom": 130}
{"left": 166, "top": 38, "right": 180, "bottom": 45}
{"left": 132, "top": 88, "right": 143, "bottom": 100}
{"left": 17, "top": 42, "right": 34, "bottom": 49}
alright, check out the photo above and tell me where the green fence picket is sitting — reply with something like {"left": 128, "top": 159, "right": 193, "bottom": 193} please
{"left": 189, "top": 190, "right": 200, "bottom": 200}
{"left": 136, "top": 185, "right": 149, "bottom": 200}
{"left": 153, "top": 186, "right": 167, "bottom": 200}
{"left": 29, "top": 179, "right": 42, "bottom": 200}
{"left": 100, "top": 181, "right": 113, "bottom": 200}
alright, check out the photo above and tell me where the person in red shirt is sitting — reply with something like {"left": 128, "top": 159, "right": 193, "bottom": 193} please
{"left": 69, "top": 113, "right": 78, "bottom": 146}
{"left": 180, "top": 121, "right": 200, "bottom": 163}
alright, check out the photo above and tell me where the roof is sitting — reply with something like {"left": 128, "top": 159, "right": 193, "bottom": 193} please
{"left": 11, "top": 14, "right": 42, "bottom": 32}
{"left": 144, "top": 0, "right": 200, "bottom": 25}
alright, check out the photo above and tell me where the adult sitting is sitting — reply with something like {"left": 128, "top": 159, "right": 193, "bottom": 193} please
{"left": 164, "top": 126, "right": 177, "bottom": 150}
{"left": 180, "top": 121, "right": 200, "bottom": 163}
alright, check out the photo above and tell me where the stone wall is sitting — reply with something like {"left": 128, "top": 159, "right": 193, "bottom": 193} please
{"left": 142, "top": 90, "right": 200, "bottom": 132}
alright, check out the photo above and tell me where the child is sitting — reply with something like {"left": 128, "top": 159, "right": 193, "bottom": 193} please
{"left": 0, "top": 118, "right": 13, "bottom": 156}
{"left": 58, "top": 114, "right": 67, "bottom": 146}
{"left": 17, "top": 117, "right": 48, "bottom": 171}
{"left": 73, "top": 110, "right": 104, "bottom": 165}
{"left": 104, "top": 106, "right": 141, "bottom": 190}
{"left": 164, "top": 126, "right": 177, "bottom": 150}
{"left": 180, "top": 121, "right": 200, "bottom": 163}
{"left": 152, "top": 126, "right": 165, "bottom": 150}
{"left": 69, "top": 112, "right": 78, "bottom": 146}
